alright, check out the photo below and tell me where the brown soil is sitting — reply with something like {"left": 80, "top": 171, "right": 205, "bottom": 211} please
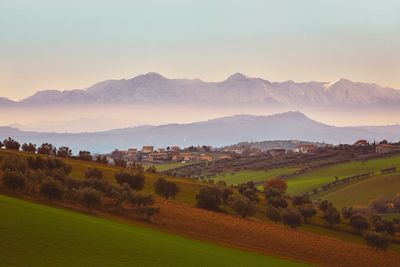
{"left": 149, "top": 200, "right": 400, "bottom": 267}
{"left": 5, "top": 191, "right": 400, "bottom": 266}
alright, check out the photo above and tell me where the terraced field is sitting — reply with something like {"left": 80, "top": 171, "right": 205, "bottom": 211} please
{"left": 287, "top": 154, "right": 400, "bottom": 196}
{"left": 311, "top": 173, "right": 400, "bottom": 208}
{"left": 0, "top": 194, "right": 306, "bottom": 267}
{"left": 212, "top": 167, "right": 299, "bottom": 185}
{"left": 141, "top": 161, "right": 196, "bottom": 172}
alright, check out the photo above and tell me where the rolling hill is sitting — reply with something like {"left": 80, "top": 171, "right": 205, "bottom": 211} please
{"left": 0, "top": 194, "right": 302, "bottom": 267}
{"left": 286, "top": 154, "right": 400, "bottom": 204}
{"left": 2, "top": 149, "right": 400, "bottom": 266}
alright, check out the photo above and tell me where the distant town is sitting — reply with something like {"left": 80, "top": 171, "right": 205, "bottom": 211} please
{"left": 97, "top": 139, "right": 400, "bottom": 168}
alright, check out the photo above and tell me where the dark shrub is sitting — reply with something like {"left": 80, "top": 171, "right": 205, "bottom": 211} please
{"left": 115, "top": 170, "right": 145, "bottom": 191}
{"left": 2, "top": 170, "right": 26, "bottom": 193}
{"left": 154, "top": 178, "right": 179, "bottom": 199}
{"left": 1, "top": 157, "right": 27, "bottom": 172}
{"left": 85, "top": 168, "right": 103, "bottom": 180}
{"left": 78, "top": 187, "right": 103, "bottom": 210}
{"left": 365, "top": 231, "right": 391, "bottom": 251}
{"left": 266, "top": 205, "right": 281, "bottom": 223}
{"left": 3, "top": 137, "right": 20, "bottom": 150}
{"left": 229, "top": 195, "right": 257, "bottom": 218}
{"left": 40, "top": 177, "right": 64, "bottom": 203}
{"left": 196, "top": 186, "right": 222, "bottom": 211}
{"left": 281, "top": 208, "right": 302, "bottom": 228}
{"left": 350, "top": 213, "right": 370, "bottom": 234}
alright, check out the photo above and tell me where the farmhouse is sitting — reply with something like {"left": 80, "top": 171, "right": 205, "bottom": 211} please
{"left": 148, "top": 151, "right": 170, "bottom": 162}
{"left": 180, "top": 152, "right": 198, "bottom": 162}
{"left": 111, "top": 149, "right": 128, "bottom": 160}
{"left": 295, "top": 144, "right": 318, "bottom": 154}
{"left": 170, "top": 146, "right": 181, "bottom": 152}
{"left": 376, "top": 144, "right": 395, "bottom": 154}
{"left": 354, "top": 140, "right": 369, "bottom": 147}
{"left": 199, "top": 154, "right": 213, "bottom": 162}
{"left": 142, "top": 146, "right": 154, "bottom": 153}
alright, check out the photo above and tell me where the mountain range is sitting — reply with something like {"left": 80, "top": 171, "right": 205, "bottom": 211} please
{"left": 1, "top": 111, "right": 399, "bottom": 153}
{"left": 2, "top": 73, "right": 400, "bottom": 107}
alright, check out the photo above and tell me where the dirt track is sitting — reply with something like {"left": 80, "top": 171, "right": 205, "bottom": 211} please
{"left": 152, "top": 200, "right": 400, "bottom": 267}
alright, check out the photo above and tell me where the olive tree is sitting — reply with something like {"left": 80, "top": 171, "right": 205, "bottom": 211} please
{"left": 40, "top": 177, "right": 64, "bottom": 203}
{"left": 78, "top": 187, "right": 103, "bottom": 211}
{"left": 365, "top": 231, "right": 391, "bottom": 251}
{"left": 154, "top": 177, "right": 179, "bottom": 199}
{"left": 115, "top": 170, "right": 145, "bottom": 191}
{"left": 350, "top": 213, "right": 370, "bottom": 234}
{"left": 281, "top": 208, "right": 302, "bottom": 228}
{"left": 229, "top": 195, "right": 257, "bottom": 218}
{"left": 2, "top": 170, "right": 26, "bottom": 193}
{"left": 266, "top": 205, "right": 281, "bottom": 224}
{"left": 196, "top": 186, "right": 222, "bottom": 211}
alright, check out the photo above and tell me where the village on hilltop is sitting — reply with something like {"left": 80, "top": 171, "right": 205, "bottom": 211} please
{"left": 99, "top": 139, "right": 400, "bottom": 167}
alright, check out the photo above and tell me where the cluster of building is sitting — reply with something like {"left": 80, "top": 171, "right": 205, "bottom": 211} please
{"left": 222, "top": 139, "right": 399, "bottom": 159}
{"left": 100, "top": 139, "right": 399, "bottom": 166}
{"left": 353, "top": 139, "right": 398, "bottom": 154}
{"left": 107, "top": 145, "right": 214, "bottom": 165}
{"left": 294, "top": 140, "right": 399, "bottom": 155}
{"left": 222, "top": 143, "right": 320, "bottom": 157}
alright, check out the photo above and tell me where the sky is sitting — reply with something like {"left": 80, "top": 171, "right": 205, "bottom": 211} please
{"left": 1, "top": 0, "right": 400, "bottom": 100}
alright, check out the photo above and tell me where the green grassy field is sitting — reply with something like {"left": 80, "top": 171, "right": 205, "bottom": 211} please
{"left": 213, "top": 167, "right": 299, "bottom": 185}
{"left": 287, "top": 154, "right": 400, "bottom": 196}
{"left": 141, "top": 161, "right": 196, "bottom": 172}
{"left": 311, "top": 173, "right": 400, "bottom": 208}
{"left": 0, "top": 194, "right": 306, "bottom": 267}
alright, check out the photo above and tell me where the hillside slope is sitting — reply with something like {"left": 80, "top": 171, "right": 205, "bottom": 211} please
{"left": 286, "top": 154, "right": 400, "bottom": 200}
{"left": 0, "top": 195, "right": 299, "bottom": 267}
{"left": 1, "top": 149, "right": 400, "bottom": 266}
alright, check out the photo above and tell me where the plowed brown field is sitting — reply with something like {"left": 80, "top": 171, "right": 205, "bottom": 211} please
{"left": 151, "top": 200, "right": 400, "bottom": 267}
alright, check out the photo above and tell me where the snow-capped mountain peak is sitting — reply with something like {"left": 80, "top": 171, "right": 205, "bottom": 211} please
{"left": 2, "top": 73, "right": 399, "bottom": 108}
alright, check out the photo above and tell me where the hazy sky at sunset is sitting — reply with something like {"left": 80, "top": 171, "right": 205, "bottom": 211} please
{"left": 1, "top": 0, "right": 399, "bottom": 100}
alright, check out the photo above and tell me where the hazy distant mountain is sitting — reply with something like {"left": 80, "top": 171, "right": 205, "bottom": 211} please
{"left": 10, "top": 117, "right": 135, "bottom": 133}
{"left": 0, "top": 97, "right": 15, "bottom": 105}
{"left": 5, "top": 73, "right": 400, "bottom": 107}
{"left": 1, "top": 111, "right": 399, "bottom": 153}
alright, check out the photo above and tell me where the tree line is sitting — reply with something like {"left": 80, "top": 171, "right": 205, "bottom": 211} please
{"left": 0, "top": 137, "right": 111, "bottom": 163}
{"left": 0, "top": 155, "right": 182, "bottom": 222}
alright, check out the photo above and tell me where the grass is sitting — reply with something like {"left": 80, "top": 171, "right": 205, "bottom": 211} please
{"left": 212, "top": 167, "right": 299, "bottom": 185}
{"left": 0, "top": 149, "right": 202, "bottom": 205}
{"left": 141, "top": 161, "right": 197, "bottom": 172}
{"left": 312, "top": 173, "right": 400, "bottom": 208}
{"left": 0, "top": 194, "right": 307, "bottom": 267}
{"left": 2, "top": 148, "right": 400, "bottom": 257}
{"left": 286, "top": 154, "right": 400, "bottom": 196}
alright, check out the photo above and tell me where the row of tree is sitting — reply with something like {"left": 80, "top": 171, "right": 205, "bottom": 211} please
{"left": 1, "top": 138, "right": 102, "bottom": 163}
{"left": 0, "top": 154, "right": 182, "bottom": 221}
{"left": 193, "top": 177, "right": 396, "bottom": 251}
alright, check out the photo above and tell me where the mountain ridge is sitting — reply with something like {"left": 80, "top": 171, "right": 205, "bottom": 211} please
{"left": 1, "top": 111, "right": 399, "bottom": 153}
{"left": 3, "top": 73, "right": 400, "bottom": 107}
